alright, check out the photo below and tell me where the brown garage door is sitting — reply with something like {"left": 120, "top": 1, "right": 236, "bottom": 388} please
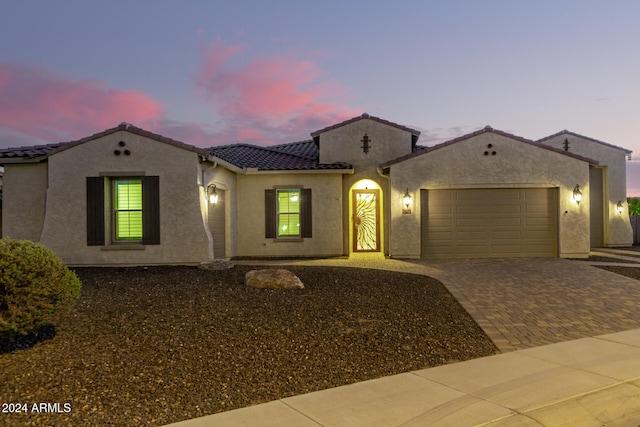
{"left": 421, "top": 188, "right": 558, "bottom": 258}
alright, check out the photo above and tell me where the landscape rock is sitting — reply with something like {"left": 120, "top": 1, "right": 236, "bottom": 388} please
{"left": 245, "top": 269, "right": 304, "bottom": 289}
{"left": 198, "top": 260, "right": 234, "bottom": 271}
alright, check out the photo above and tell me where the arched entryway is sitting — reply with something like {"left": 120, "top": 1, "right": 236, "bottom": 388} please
{"left": 349, "top": 180, "right": 383, "bottom": 253}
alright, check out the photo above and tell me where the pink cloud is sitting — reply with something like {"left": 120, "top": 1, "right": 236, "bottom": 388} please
{"left": 0, "top": 63, "right": 162, "bottom": 143}
{"left": 195, "top": 40, "right": 358, "bottom": 145}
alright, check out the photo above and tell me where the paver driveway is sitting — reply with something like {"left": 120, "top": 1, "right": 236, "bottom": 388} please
{"left": 420, "top": 258, "right": 640, "bottom": 351}
{"left": 239, "top": 256, "right": 640, "bottom": 352}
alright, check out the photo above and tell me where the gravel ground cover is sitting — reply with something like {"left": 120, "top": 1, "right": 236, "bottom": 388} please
{"left": 597, "top": 265, "right": 640, "bottom": 280}
{"left": 0, "top": 265, "right": 497, "bottom": 427}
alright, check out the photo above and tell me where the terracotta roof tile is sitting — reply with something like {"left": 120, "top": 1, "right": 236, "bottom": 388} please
{"left": 208, "top": 140, "right": 350, "bottom": 171}
{"left": 0, "top": 143, "right": 65, "bottom": 159}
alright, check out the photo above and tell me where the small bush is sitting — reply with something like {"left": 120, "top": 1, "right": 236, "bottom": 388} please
{"left": 0, "top": 238, "right": 81, "bottom": 336}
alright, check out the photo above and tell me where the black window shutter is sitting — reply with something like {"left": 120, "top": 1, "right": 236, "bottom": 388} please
{"left": 142, "top": 176, "right": 160, "bottom": 245}
{"left": 86, "top": 176, "right": 105, "bottom": 246}
{"left": 301, "top": 188, "right": 312, "bottom": 238}
{"left": 265, "top": 189, "right": 276, "bottom": 238}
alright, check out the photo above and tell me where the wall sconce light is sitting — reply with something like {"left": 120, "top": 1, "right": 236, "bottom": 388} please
{"left": 402, "top": 188, "right": 412, "bottom": 214}
{"left": 572, "top": 185, "right": 582, "bottom": 204}
{"left": 617, "top": 200, "right": 624, "bottom": 214}
{"left": 207, "top": 184, "right": 219, "bottom": 204}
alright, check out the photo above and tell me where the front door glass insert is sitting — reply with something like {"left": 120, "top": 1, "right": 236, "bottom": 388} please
{"left": 353, "top": 189, "right": 380, "bottom": 252}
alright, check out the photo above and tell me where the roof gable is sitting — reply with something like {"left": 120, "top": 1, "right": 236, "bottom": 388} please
{"left": 0, "top": 123, "right": 211, "bottom": 163}
{"left": 537, "top": 130, "right": 632, "bottom": 154}
{"left": 310, "top": 113, "right": 421, "bottom": 137}
{"left": 381, "top": 126, "right": 598, "bottom": 168}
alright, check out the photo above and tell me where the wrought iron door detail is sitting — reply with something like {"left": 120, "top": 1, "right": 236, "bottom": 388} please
{"left": 353, "top": 189, "right": 380, "bottom": 252}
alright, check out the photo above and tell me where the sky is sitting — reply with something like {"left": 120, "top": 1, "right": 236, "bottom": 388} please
{"left": 1, "top": 1, "right": 639, "bottom": 195}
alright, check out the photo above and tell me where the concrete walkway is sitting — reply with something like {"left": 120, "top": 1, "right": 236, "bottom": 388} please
{"left": 164, "top": 255, "right": 640, "bottom": 426}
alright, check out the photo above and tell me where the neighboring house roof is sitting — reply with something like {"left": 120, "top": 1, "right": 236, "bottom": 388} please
{"left": 0, "top": 123, "right": 212, "bottom": 164}
{"left": 537, "top": 129, "right": 633, "bottom": 155}
{"left": 310, "top": 113, "right": 421, "bottom": 137}
{"left": 381, "top": 126, "right": 599, "bottom": 168}
{"left": 208, "top": 140, "right": 351, "bottom": 171}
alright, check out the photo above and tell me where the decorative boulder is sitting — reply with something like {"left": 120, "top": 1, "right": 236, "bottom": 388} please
{"left": 245, "top": 269, "right": 304, "bottom": 290}
{"left": 198, "top": 260, "right": 234, "bottom": 271}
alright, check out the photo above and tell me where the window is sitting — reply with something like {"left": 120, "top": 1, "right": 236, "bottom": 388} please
{"left": 87, "top": 176, "right": 160, "bottom": 246}
{"left": 265, "top": 188, "right": 312, "bottom": 239}
{"left": 114, "top": 179, "right": 143, "bottom": 241}
{"left": 277, "top": 189, "right": 301, "bottom": 237}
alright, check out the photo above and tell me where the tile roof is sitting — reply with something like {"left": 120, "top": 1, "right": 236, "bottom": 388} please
{"left": 208, "top": 140, "right": 351, "bottom": 171}
{"left": 311, "top": 113, "right": 421, "bottom": 137}
{"left": 0, "top": 143, "right": 65, "bottom": 159}
{"left": 381, "top": 126, "right": 598, "bottom": 168}
{"left": 537, "top": 130, "right": 632, "bottom": 154}
{"left": 0, "top": 123, "right": 351, "bottom": 172}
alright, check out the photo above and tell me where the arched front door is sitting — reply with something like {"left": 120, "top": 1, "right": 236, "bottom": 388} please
{"left": 352, "top": 189, "right": 380, "bottom": 252}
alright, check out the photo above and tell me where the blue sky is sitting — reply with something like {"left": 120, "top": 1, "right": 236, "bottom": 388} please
{"left": 1, "top": 1, "right": 639, "bottom": 194}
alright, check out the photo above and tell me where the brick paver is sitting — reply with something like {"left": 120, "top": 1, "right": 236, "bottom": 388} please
{"left": 237, "top": 255, "right": 640, "bottom": 352}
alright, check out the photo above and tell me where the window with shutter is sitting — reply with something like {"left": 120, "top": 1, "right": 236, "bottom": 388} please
{"left": 86, "top": 175, "right": 160, "bottom": 246}
{"left": 265, "top": 188, "right": 312, "bottom": 239}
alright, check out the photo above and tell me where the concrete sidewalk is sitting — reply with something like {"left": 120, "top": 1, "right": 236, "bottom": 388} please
{"left": 166, "top": 328, "right": 640, "bottom": 426}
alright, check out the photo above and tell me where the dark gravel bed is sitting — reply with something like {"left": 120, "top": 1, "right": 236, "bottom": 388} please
{"left": 0, "top": 265, "right": 498, "bottom": 427}
{"left": 586, "top": 255, "right": 640, "bottom": 263}
{"left": 596, "top": 265, "right": 640, "bottom": 280}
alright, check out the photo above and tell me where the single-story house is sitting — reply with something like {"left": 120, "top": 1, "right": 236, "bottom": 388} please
{"left": 0, "top": 114, "right": 633, "bottom": 265}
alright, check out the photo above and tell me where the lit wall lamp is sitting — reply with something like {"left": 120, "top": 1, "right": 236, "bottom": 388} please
{"left": 572, "top": 185, "right": 582, "bottom": 204}
{"left": 617, "top": 200, "right": 624, "bottom": 214}
{"left": 402, "top": 188, "right": 412, "bottom": 214}
{"left": 207, "top": 184, "right": 219, "bottom": 204}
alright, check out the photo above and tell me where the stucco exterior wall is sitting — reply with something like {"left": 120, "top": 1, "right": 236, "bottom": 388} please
{"left": 388, "top": 132, "right": 591, "bottom": 258}
{"left": 204, "top": 165, "right": 238, "bottom": 258}
{"left": 38, "top": 131, "right": 212, "bottom": 265}
{"left": 236, "top": 173, "right": 343, "bottom": 257}
{"left": 539, "top": 134, "right": 632, "bottom": 246}
{"left": 318, "top": 118, "right": 413, "bottom": 167}
{"left": 2, "top": 163, "right": 48, "bottom": 241}
{"left": 316, "top": 118, "right": 415, "bottom": 255}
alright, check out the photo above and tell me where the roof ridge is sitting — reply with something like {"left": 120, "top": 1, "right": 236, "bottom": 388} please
{"left": 537, "top": 130, "right": 632, "bottom": 154}
{"left": 310, "top": 113, "right": 421, "bottom": 137}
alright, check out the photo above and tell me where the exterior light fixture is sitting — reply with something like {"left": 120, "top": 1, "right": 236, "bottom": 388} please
{"left": 617, "top": 200, "right": 624, "bottom": 214}
{"left": 402, "top": 188, "right": 412, "bottom": 214}
{"left": 207, "top": 184, "right": 219, "bottom": 204}
{"left": 572, "top": 185, "right": 582, "bottom": 204}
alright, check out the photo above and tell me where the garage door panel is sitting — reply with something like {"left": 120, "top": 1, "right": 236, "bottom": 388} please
{"left": 456, "top": 230, "right": 488, "bottom": 240}
{"left": 491, "top": 217, "right": 522, "bottom": 226}
{"left": 526, "top": 217, "right": 553, "bottom": 226}
{"left": 429, "top": 218, "right": 453, "bottom": 227}
{"left": 422, "top": 188, "right": 558, "bottom": 258}
{"left": 493, "top": 230, "right": 523, "bottom": 239}
{"left": 457, "top": 218, "right": 489, "bottom": 227}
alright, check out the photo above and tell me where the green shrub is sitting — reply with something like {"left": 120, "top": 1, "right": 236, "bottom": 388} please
{"left": 628, "top": 197, "right": 640, "bottom": 216}
{"left": 0, "top": 238, "right": 81, "bottom": 335}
